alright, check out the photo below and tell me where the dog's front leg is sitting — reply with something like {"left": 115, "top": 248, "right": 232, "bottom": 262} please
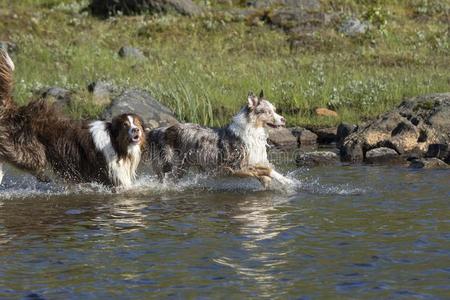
{"left": 226, "top": 165, "right": 273, "bottom": 188}
{"left": 257, "top": 175, "right": 272, "bottom": 188}
{"left": 32, "top": 170, "right": 52, "bottom": 183}
{"left": 269, "top": 170, "right": 294, "bottom": 186}
{"left": 228, "top": 168, "right": 258, "bottom": 178}
{"left": 252, "top": 166, "right": 295, "bottom": 188}
{"left": 0, "top": 162, "right": 4, "bottom": 184}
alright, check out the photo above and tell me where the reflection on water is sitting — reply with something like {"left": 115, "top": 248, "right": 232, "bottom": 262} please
{"left": 214, "top": 195, "right": 294, "bottom": 298}
{"left": 0, "top": 164, "right": 449, "bottom": 299}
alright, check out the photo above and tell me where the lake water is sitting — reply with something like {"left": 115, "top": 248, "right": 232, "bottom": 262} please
{"left": 0, "top": 161, "right": 449, "bottom": 299}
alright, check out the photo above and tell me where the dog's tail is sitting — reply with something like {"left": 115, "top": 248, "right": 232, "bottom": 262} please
{"left": 0, "top": 49, "right": 15, "bottom": 107}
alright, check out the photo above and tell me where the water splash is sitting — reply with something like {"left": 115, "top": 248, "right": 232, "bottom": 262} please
{"left": 128, "top": 173, "right": 280, "bottom": 194}
{"left": 289, "top": 168, "right": 367, "bottom": 196}
{"left": 0, "top": 168, "right": 366, "bottom": 199}
{"left": 0, "top": 173, "right": 114, "bottom": 200}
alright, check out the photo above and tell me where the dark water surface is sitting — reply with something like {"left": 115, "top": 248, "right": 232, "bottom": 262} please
{"left": 0, "top": 164, "right": 449, "bottom": 299}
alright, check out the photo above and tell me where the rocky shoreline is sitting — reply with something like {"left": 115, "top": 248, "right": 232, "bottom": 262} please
{"left": 37, "top": 80, "right": 450, "bottom": 169}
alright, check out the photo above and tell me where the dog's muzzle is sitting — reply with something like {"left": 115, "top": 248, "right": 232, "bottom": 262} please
{"left": 129, "top": 127, "right": 142, "bottom": 144}
{"left": 267, "top": 114, "right": 286, "bottom": 128}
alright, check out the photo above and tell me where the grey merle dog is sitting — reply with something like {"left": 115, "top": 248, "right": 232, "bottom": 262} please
{"left": 147, "top": 91, "right": 294, "bottom": 188}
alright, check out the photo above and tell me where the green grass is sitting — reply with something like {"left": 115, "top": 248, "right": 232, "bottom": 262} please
{"left": 0, "top": 0, "right": 448, "bottom": 127}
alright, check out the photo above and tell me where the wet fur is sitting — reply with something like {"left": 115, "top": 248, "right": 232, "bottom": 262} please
{"left": 147, "top": 92, "right": 292, "bottom": 187}
{"left": 149, "top": 122, "right": 248, "bottom": 178}
{"left": 0, "top": 50, "right": 145, "bottom": 187}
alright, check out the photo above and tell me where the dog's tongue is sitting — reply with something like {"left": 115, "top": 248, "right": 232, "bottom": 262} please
{"left": 268, "top": 123, "right": 284, "bottom": 128}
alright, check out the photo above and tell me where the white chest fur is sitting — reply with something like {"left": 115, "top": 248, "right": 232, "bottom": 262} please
{"left": 89, "top": 121, "right": 140, "bottom": 187}
{"left": 241, "top": 127, "right": 269, "bottom": 165}
{"left": 229, "top": 111, "right": 269, "bottom": 166}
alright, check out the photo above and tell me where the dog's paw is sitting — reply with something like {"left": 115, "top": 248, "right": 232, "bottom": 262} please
{"left": 35, "top": 172, "right": 52, "bottom": 183}
{"left": 254, "top": 165, "right": 271, "bottom": 171}
{"left": 258, "top": 176, "right": 272, "bottom": 188}
{"left": 278, "top": 176, "right": 295, "bottom": 186}
{"left": 270, "top": 170, "right": 294, "bottom": 186}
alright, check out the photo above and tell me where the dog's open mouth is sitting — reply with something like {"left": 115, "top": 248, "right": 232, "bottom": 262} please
{"left": 130, "top": 134, "right": 141, "bottom": 144}
{"left": 267, "top": 123, "right": 285, "bottom": 128}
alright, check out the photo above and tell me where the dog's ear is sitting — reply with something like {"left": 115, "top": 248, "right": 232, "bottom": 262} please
{"left": 247, "top": 91, "right": 259, "bottom": 109}
{"left": 137, "top": 115, "right": 146, "bottom": 129}
{"left": 259, "top": 89, "right": 264, "bottom": 99}
{"left": 110, "top": 114, "right": 127, "bottom": 137}
{"left": 105, "top": 121, "right": 115, "bottom": 136}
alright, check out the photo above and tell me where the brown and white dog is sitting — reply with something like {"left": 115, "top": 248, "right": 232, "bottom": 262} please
{"left": 147, "top": 91, "right": 293, "bottom": 187}
{"left": 0, "top": 50, "right": 146, "bottom": 188}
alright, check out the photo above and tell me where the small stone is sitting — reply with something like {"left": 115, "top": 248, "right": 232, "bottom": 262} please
{"left": 365, "top": 147, "right": 403, "bottom": 164}
{"left": 315, "top": 107, "right": 338, "bottom": 117}
{"left": 24, "top": 293, "right": 46, "bottom": 300}
{"left": 409, "top": 158, "right": 449, "bottom": 169}
{"left": 296, "top": 151, "right": 339, "bottom": 167}
{"left": 340, "top": 18, "right": 369, "bottom": 37}
{"left": 118, "top": 46, "right": 146, "bottom": 60}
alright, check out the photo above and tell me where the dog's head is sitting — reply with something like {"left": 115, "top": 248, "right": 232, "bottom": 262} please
{"left": 246, "top": 90, "right": 285, "bottom": 128}
{"left": 110, "top": 113, "right": 146, "bottom": 151}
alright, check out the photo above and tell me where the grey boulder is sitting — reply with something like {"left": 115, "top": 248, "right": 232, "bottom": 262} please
{"left": 246, "top": 0, "right": 320, "bottom": 10}
{"left": 296, "top": 151, "right": 339, "bottom": 167}
{"left": 102, "top": 88, "right": 178, "bottom": 128}
{"left": 267, "top": 127, "right": 298, "bottom": 150}
{"left": 425, "top": 143, "right": 449, "bottom": 162}
{"left": 89, "top": 0, "right": 202, "bottom": 17}
{"left": 310, "top": 127, "right": 337, "bottom": 144}
{"left": 37, "top": 87, "right": 73, "bottom": 108}
{"left": 87, "top": 81, "right": 118, "bottom": 105}
{"left": 336, "top": 123, "right": 357, "bottom": 148}
{"left": 269, "top": 7, "right": 327, "bottom": 34}
{"left": 341, "top": 93, "right": 450, "bottom": 163}
{"left": 409, "top": 158, "right": 449, "bottom": 169}
{"left": 291, "top": 127, "right": 318, "bottom": 147}
{"left": 365, "top": 147, "right": 403, "bottom": 164}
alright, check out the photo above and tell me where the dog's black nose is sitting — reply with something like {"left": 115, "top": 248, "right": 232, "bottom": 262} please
{"left": 281, "top": 117, "right": 286, "bottom": 123}
{"left": 131, "top": 128, "right": 140, "bottom": 134}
